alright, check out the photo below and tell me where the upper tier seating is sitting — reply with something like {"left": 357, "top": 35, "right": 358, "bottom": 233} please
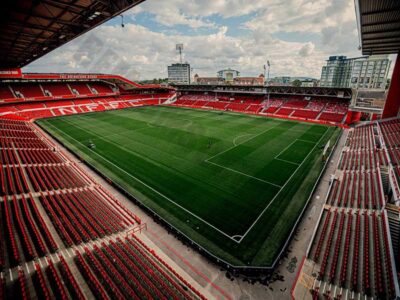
{"left": 12, "top": 84, "right": 44, "bottom": 98}
{"left": 41, "top": 84, "right": 72, "bottom": 96}
{"left": 89, "top": 83, "right": 114, "bottom": 94}
{"left": 69, "top": 83, "right": 92, "bottom": 95}
{"left": 0, "top": 81, "right": 122, "bottom": 106}
{"left": 0, "top": 86, "right": 14, "bottom": 99}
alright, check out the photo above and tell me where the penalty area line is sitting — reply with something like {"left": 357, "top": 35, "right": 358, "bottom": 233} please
{"left": 237, "top": 127, "right": 330, "bottom": 243}
{"left": 274, "top": 158, "right": 300, "bottom": 166}
{"left": 205, "top": 160, "right": 282, "bottom": 188}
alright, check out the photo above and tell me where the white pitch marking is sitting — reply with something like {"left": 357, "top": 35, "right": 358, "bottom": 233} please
{"left": 44, "top": 121, "right": 241, "bottom": 243}
{"left": 296, "top": 139, "right": 317, "bottom": 144}
{"left": 237, "top": 127, "right": 330, "bottom": 243}
{"left": 232, "top": 133, "right": 254, "bottom": 146}
{"left": 206, "top": 160, "right": 282, "bottom": 188}
{"left": 44, "top": 114, "right": 330, "bottom": 245}
{"left": 274, "top": 158, "right": 300, "bottom": 166}
{"left": 205, "top": 124, "right": 280, "bottom": 162}
{"left": 274, "top": 139, "right": 299, "bottom": 160}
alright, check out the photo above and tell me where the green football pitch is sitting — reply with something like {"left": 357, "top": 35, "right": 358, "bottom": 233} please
{"left": 37, "top": 105, "right": 341, "bottom": 267}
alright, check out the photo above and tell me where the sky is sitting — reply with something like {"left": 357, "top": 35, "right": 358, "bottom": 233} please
{"left": 23, "top": 0, "right": 364, "bottom": 81}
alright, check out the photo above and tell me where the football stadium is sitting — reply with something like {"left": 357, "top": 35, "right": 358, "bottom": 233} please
{"left": 0, "top": 1, "right": 400, "bottom": 299}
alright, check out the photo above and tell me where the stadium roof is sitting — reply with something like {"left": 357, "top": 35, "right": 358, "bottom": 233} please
{"left": 0, "top": 0, "right": 145, "bottom": 69}
{"left": 355, "top": 0, "right": 400, "bottom": 55}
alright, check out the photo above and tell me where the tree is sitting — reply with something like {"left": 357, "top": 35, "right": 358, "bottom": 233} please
{"left": 292, "top": 79, "right": 302, "bottom": 87}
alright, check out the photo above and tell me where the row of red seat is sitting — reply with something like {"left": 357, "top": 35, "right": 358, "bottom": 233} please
{"left": 339, "top": 149, "right": 388, "bottom": 171}
{"left": 0, "top": 129, "right": 37, "bottom": 139}
{"left": 307, "top": 120, "right": 398, "bottom": 300}
{"left": 26, "top": 165, "right": 87, "bottom": 192}
{"left": 318, "top": 112, "right": 346, "bottom": 123}
{"left": 264, "top": 99, "right": 348, "bottom": 124}
{"left": 75, "top": 237, "right": 204, "bottom": 299}
{"left": 38, "top": 189, "right": 132, "bottom": 246}
{"left": 0, "top": 136, "right": 48, "bottom": 149}
{"left": 380, "top": 119, "right": 400, "bottom": 149}
{"left": 18, "top": 149, "right": 63, "bottom": 165}
{"left": 317, "top": 209, "right": 339, "bottom": 280}
{"left": 328, "top": 170, "right": 384, "bottom": 209}
{"left": 0, "top": 121, "right": 32, "bottom": 131}
{"left": 387, "top": 147, "right": 400, "bottom": 166}
{"left": 309, "top": 209, "right": 395, "bottom": 297}
{"left": 1, "top": 194, "right": 58, "bottom": 268}
{"left": 324, "top": 102, "right": 349, "bottom": 114}
{"left": 0, "top": 117, "right": 206, "bottom": 299}
{"left": 174, "top": 98, "right": 264, "bottom": 114}
{"left": 4, "top": 256, "right": 85, "bottom": 299}
{"left": 291, "top": 109, "right": 320, "bottom": 119}
{"left": 130, "top": 233, "right": 207, "bottom": 300}
{"left": 0, "top": 147, "right": 20, "bottom": 165}
{"left": 346, "top": 125, "right": 375, "bottom": 150}
{"left": 0, "top": 82, "right": 115, "bottom": 101}
{"left": 1, "top": 165, "right": 30, "bottom": 195}
{"left": 0, "top": 96, "right": 166, "bottom": 120}
{"left": 0, "top": 114, "right": 135, "bottom": 278}
{"left": 75, "top": 251, "right": 109, "bottom": 299}
{"left": 281, "top": 100, "right": 308, "bottom": 109}
{"left": 174, "top": 94, "right": 349, "bottom": 124}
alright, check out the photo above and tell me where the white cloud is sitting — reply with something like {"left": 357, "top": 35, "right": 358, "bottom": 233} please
{"left": 24, "top": 0, "right": 363, "bottom": 80}
{"left": 299, "top": 42, "right": 315, "bottom": 57}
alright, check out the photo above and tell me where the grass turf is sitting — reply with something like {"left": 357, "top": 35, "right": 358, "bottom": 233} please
{"left": 37, "top": 105, "right": 341, "bottom": 267}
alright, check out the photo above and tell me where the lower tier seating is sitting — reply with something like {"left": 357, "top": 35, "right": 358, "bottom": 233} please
{"left": 1, "top": 117, "right": 205, "bottom": 299}
{"left": 338, "top": 149, "right": 388, "bottom": 171}
{"left": 1, "top": 195, "right": 58, "bottom": 268}
{"left": 328, "top": 170, "right": 384, "bottom": 209}
{"left": 38, "top": 188, "right": 135, "bottom": 246}
{"left": 308, "top": 209, "right": 395, "bottom": 299}
{"left": 291, "top": 109, "right": 320, "bottom": 119}
{"left": 318, "top": 112, "right": 345, "bottom": 123}
{"left": 75, "top": 236, "right": 205, "bottom": 300}
{"left": 4, "top": 255, "right": 85, "bottom": 299}
{"left": 172, "top": 94, "right": 349, "bottom": 125}
{"left": 0, "top": 94, "right": 170, "bottom": 121}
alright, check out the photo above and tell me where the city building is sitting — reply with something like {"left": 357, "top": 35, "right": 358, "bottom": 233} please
{"left": 349, "top": 55, "right": 391, "bottom": 89}
{"left": 217, "top": 68, "right": 240, "bottom": 83}
{"left": 167, "top": 63, "right": 191, "bottom": 84}
{"left": 268, "top": 76, "right": 318, "bottom": 87}
{"left": 320, "top": 55, "right": 391, "bottom": 89}
{"left": 234, "top": 75, "right": 265, "bottom": 85}
{"left": 194, "top": 73, "right": 264, "bottom": 86}
{"left": 320, "top": 56, "right": 353, "bottom": 88}
{"left": 193, "top": 75, "right": 224, "bottom": 85}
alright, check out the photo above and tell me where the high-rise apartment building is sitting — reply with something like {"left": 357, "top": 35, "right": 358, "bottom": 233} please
{"left": 349, "top": 55, "right": 391, "bottom": 89}
{"left": 167, "top": 63, "right": 191, "bottom": 84}
{"left": 320, "top": 55, "right": 391, "bottom": 89}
